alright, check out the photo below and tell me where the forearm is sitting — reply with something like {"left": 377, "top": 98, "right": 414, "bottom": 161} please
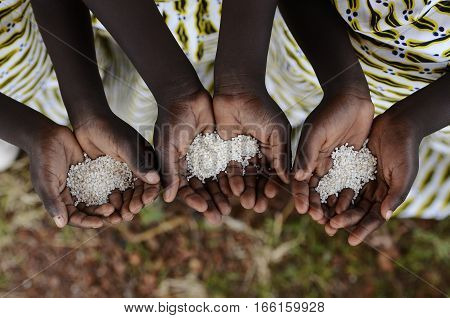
{"left": 0, "top": 93, "right": 55, "bottom": 153}
{"left": 82, "top": 0, "right": 203, "bottom": 106}
{"left": 279, "top": 0, "right": 369, "bottom": 97}
{"left": 31, "top": 0, "right": 111, "bottom": 128}
{"left": 214, "top": 0, "right": 278, "bottom": 93}
{"left": 385, "top": 73, "right": 450, "bottom": 138}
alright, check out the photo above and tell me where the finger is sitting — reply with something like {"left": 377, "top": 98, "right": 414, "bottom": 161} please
{"left": 75, "top": 198, "right": 114, "bottom": 217}
{"left": 330, "top": 197, "right": 371, "bottom": 229}
{"left": 380, "top": 181, "right": 412, "bottom": 221}
{"left": 33, "top": 180, "right": 69, "bottom": 228}
{"left": 325, "top": 195, "right": 337, "bottom": 219}
{"left": 254, "top": 174, "right": 269, "bottom": 213}
{"left": 330, "top": 207, "right": 365, "bottom": 229}
{"left": 189, "top": 178, "right": 222, "bottom": 222}
{"left": 142, "top": 182, "right": 160, "bottom": 205}
{"left": 205, "top": 181, "right": 231, "bottom": 215}
{"left": 325, "top": 222, "right": 338, "bottom": 236}
{"left": 129, "top": 179, "right": 145, "bottom": 214}
{"left": 204, "top": 208, "right": 223, "bottom": 225}
{"left": 108, "top": 190, "right": 123, "bottom": 211}
{"left": 240, "top": 164, "right": 257, "bottom": 210}
{"left": 379, "top": 151, "right": 417, "bottom": 220}
{"left": 156, "top": 144, "right": 180, "bottom": 203}
{"left": 335, "top": 188, "right": 355, "bottom": 214}
{"left": 105, "top": 211, "right": 122, "bottom": 225}
{"left": 293, "top": 122, "right": 322, "bottom": 181}
{"left": 292, "top": 179, "right": 309, "bottom": 214}
{"left": 315, "top": 156, "right": 333, "bottom": 177}
{"left": 317, "top": 215, "right": 328, "bottom": 225}
{"left": 348, "top": 202, "right": 385, "bottom": 246}
{"left": 93, "top": 203, "right": 115, "bottom": 217}
{"left": 270, "top": 125, "right": 291, "bottom": 184}
{"left": 327, "top": 195, "right": 337, "bottom": 208}
{"left": 308, "top": 188, "right": 324, "bottom": 221}
{"left": 68, "top": 209, "right": 104, "bottom": 229}
{"left": 227, "top": 161, "right": 245, "bottom": 196}
{"left": 178, "top": 184, "right": 208, "bottom": 212}
{"left": 264, "top": 173, "right": 281, "bottom": 199}
{"left": 120, "top": 133, "right": 160, "bottom": 185}
{"left": 79, "top": 203, "right": 113, "bottom": 217}
{"left": 218, "top": 171, "right": 232, "bottom": 197}
{"left": 121, "top": 188, "right": 135, "bottom": 221}
{"left": 322, "top": 202, "right": 335, "bottom": 220}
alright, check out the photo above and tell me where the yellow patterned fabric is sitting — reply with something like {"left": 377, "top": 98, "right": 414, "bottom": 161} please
{"left": 0, "top": 0, "right": 448, "bottom": 219}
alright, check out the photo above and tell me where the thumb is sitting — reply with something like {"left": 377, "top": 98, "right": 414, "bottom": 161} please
{"left": 380, "top": 190, "right": 408, "bottom": 221}
{"left": 153, "top": 129, "right": 180, "bottom": 203}
{"left": 270, "top": 123, "right": 292, "bottom": 184}
{"left": 294, "top": 122, "right": 322, "bottom": 181}
{"left": 33, "top": 178, "right": 68, "bottom": 228}
{"left": 380, "top": 167, "right": 417, "bottom": 220}
{"left": 124, "top": 138, "right": 160, "bottom": 185}
{"left": 157, "top": 146, "right": 181, "bottom": 203}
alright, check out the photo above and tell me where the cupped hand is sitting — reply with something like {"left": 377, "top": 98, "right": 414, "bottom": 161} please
{"left": 73, "top": 112, "right": 160, "bottom": 223}
{"left": 328, "top": 113, "right": 420, "bottom": 245}
{"left": 29, "top": 125, "right": 111, "bottom": 229}
{"left": 154, "top": 89, "right": 231, "bottom": 224}
{"left": 213, "top": 88, "right": 292, "bottom": 213}
{"left": 292, "top": 90, "right": 374, "bottom": 223}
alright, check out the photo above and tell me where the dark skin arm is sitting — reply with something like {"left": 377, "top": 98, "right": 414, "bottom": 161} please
{"left": 0, "top": 93, "right": 104, "bottom": 229}
{"left": 80, "top": 0, "right": 230, "bottom": 223}
{"left": 31, "top": 0, "right": 161, "bottom": 225}
{"left": 213, "top": 0, "right": 291, "bottom": 213}
{"left": 330, "top": 73, "right": 450, "bottom": 245}
{"left": 82, "top": 0, "right": 204, "bottom": 105}
{"left": 279, "top": 0, "right": 374, "bottom": 222}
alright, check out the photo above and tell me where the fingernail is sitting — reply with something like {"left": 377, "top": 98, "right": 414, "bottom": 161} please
{"left": 295, "top": 170, "right": 310, "bottom": 181}
{"left": 53, "top": 215, "right": 66, "bottom": 228}
{"left": 144, "top": 171, "right": 160, "bottom": 184}
{"left": 385, "top": 210, "right": 393, "bottom": 220}
{"left": 294, "top": 170, "right": 304, "bottom": 181}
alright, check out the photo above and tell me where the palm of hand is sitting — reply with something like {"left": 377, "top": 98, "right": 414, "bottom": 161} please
{"left": 299, "top": 93, "right": 374, "bottom": 177}
{"left": 213, "top": 91, "right": 291, "bottom": 212}
{"left": 366, "top": 117, "right": 419, "bottom": 215}
{"left": 154, "top": 91, "right": 231, "bottom": 223}
{"left": 30, "top": 126, "right": 105, "bottom": 228}
{"left": 328, "top": 115, "right": 420, "bottom": 245}
{"left": 74, "top": 114, "right": 160, "bottom": 223}
{"left": 293, "top": 93, "right": 374, "bottom": 219}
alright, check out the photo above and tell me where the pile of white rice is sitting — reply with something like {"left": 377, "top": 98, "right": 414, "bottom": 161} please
{"left": 67, "top": 154, "right": 135, "bottom": 206}
{"left": 315, "top": 140, "right": 377, "bottom": 203}
{"left": 186, "top": 132, "right": 260, "bottom": 182}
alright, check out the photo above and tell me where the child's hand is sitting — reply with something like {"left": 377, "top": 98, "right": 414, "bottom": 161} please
{"left": 154, "top": 90, "right": 231, "bottom": 224}
{"left": 292, "top": 90, "right": 374, "bottom": 222}
{"left": 29, "top": 125, "right": 110, "bottom": 228}
{"left": 73, "top": 113, "right": 160, "bottom": 222}
{"left": 213, "top": 87, "right": 292, "bottom": 213}
{"left": 328, "top": 113, "right": 420, "bottom": 245}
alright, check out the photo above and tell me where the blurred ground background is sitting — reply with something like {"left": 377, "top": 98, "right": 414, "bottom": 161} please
{"left": 0, "top": 156, "right": 448, "bottom": 297}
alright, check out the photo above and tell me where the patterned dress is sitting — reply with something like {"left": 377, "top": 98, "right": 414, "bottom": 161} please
{"left": 0, "top": 0, "right": 448, "bottom": 219}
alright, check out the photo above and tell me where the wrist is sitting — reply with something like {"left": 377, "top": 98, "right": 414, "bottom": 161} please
{"left": 66, "top": 97, "right": 114, "bottom": 131}
{"left": 321, "top": 63, "right": 370, "bottom": 100}
{"left": 377, "top": 109, "right": 423, "bottom": 145}
{"left": 154, "top": 75, "right": 206, "bottom": 107}
{"left": 214, "top": 72, "right": 266, "bottom": 97}
{"left": 26, "top": 120, "right": 65, "bottom": 156}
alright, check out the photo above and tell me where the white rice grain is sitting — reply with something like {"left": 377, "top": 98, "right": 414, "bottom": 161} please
{"left": 315, "top": 140, "right": 377, "bottom": 203}
{"left": 186, "top": 132, "right": 261, "bottom": 182}
{"left": 67, "top": 154, "right": 134, "bottom": 206}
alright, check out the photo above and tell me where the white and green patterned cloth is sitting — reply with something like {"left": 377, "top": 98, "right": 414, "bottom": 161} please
{"left": 0, "top": 0, "right": 448, "bottom": 219}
